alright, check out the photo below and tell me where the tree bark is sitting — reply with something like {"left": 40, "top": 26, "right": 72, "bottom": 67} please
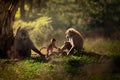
{"left": 0, "top": 0, "right": 20, "bottom": 58}
{"left": 28, "top": 0, "right": 33, "bottom": 14}
{"left": 20, "top": 0, "right": 25, "bottom": 20}
{"left": 36, "top": 0, "right": 41, "bottom": 12}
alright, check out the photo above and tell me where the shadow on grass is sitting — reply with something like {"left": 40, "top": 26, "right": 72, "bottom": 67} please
{"left": 65, "top": 58, "right": 83, "bottom": 75}
{"left": 70, "top": 50, "right": 110, "bottom": 60}
{"left": 31, "top": 56, "right": 50, "bottom": 63}
{"left": 111, "top": 55, "right": 120, "bottom": 73}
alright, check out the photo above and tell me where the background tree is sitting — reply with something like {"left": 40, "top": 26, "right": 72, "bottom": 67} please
{"left": 20, "top": 0, "right": 25, "bottom": 20}
{"left": 76, "top": 0, "right": 120, "bottom": 27}
{"left": 28, "top": 0, "right": 33, "bottom": 14}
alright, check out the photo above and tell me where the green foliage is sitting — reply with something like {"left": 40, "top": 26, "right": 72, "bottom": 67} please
{"left": 16, "top": 0, "right": 120, "bottom": 30}
{"left": 15, "top": 8, "right": 20, "bottom": 18}
{"left": 14, "top": 16, "right": 54, "bottom": 46}
{"left": 107, "top": 40, "right": 120, "bottom": 56}
{"left": 77, "top": 0, "right": 120, "bottom": 26}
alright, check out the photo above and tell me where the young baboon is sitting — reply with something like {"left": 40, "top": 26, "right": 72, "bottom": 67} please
{"left": 42, "top": 38, "right": 60, "bottom": 58}
{"left": 65, "top": 28, "right": 84, "bottom": 55}
{"left": 60, "top": 41, "right": 72, "bottom": 51}
{"left": 14, "top": 26, "right": 45, "bottom": 59}
{"left": 59, "top": 41, "right": 72, "bottom": 55}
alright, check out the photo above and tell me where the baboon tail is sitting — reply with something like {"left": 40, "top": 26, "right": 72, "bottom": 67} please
{"left": 39, "top": 47, "right": 47, "bottom": 51}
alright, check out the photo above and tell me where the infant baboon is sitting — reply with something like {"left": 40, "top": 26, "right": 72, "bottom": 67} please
{"left": 59, "top": 41, "right": 72, "bottom": 55}
{"left": 65, "top": 28, "right": 84, "bottom": 55}
{"left": 60, "top": 41, "right": 72, "bottom": 51}
{"left": 46, "top": 38, "right": 60, "bottom": 57}
{"left": 14, "top": 26, "right": 45, "bottom": 59}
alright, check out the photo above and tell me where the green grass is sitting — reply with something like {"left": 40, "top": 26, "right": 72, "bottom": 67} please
{"left": 84, "top": 38, "right": 120, "bottom": 56}
{"left": 0, "top": 55, "right": 101, "bottom": 80}
{"left": 0, "top": 54, "right": 119, "bottom": 80}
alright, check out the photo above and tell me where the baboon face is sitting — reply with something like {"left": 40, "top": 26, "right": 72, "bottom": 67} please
{"left": 65, "top": 31, "right": 70, "bottom": 38}
{"left": 65, "top": 29, "right": 74, "bottom": 39}
{"left": 65, "top": 33, "right": 69, "bottom": 38}
{"left": 17, "top": 29, "right": 29, "bottom": 40}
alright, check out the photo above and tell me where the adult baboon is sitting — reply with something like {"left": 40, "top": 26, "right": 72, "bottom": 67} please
{"left": 65, "top": 28, "right": 84, "bottom": 55}
{"left": 14, "top": 26, "right": 45, "bottom": 59}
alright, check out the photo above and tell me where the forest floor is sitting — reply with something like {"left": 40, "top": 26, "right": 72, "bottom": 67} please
{"left": 0, "top": 54, "right": 120, "bottom": 80}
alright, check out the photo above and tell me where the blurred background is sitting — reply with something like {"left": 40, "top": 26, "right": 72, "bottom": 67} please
{"left": 13, "top": 0, "right": 120, "bottom": 56}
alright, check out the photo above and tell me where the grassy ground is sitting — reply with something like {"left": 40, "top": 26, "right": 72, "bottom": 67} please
{"left": 0, "top": 55, "right": 119, "bottom": 80}
{"left": 0, "top": 38, "right": 120, "bottom": 80}
{"left": 84, "top": 38, "right": 120, "bottom": 56}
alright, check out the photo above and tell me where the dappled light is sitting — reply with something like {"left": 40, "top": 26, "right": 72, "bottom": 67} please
{"left": 0, "top": 0, "right": 120, "bottom": 80}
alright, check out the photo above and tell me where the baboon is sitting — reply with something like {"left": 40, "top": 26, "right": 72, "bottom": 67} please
{"left": 60, "top": 41, "right": 72, "bottom": 51}
{"left": 59, "top": 41, "right": 72, "bottom": 55}
{"left": 65, "top": 28, "right": 84, "bottom": 55}
{"left": 40, "top": 38, "right": 60, "bottom": 58}
{"left": 46, "top": 38, "right": 60, "bottom": 57}
{"left": 14, "top": 26, "right": 45, "bottom": 59}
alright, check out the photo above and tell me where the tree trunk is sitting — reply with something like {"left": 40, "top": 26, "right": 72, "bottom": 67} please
{"left": 28, "top": 0, "right": 33, "bottom": 15}
{"left": 36, "top": 0, "right": 41, "bottom": 12}
{"left": 20, "top": 0, "right": 25, "bottom": 20}
{"left": 0, "top": 0, "right": 20, "bottom": 58}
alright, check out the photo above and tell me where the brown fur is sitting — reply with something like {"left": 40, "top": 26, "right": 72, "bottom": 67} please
{"left": 14, "top": 26, "right": 44, "bottom": 59}
{"left": 60, "top": 41, "right": 72, "bottom": 51}
{"left": 65, "top": 28, "right": 84, "bottom": 55}
{"left": 40, "top": 38, "right": 60, "bottom": 58}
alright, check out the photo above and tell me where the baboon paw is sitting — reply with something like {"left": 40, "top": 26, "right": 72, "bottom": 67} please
{"left": 67, "top": 52, "right": 69, "bottom": 55}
